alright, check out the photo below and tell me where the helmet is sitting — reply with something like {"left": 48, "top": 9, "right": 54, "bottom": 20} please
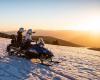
{"left": 19, "top": 28, "right": 24, "bottom": 32}
{"left": 27, "top": 29, "right": 32, "bottom": 34}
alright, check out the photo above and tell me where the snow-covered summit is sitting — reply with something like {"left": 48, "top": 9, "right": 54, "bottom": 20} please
{"left": 0, "top": 38, "right": 100, "bottom": 80}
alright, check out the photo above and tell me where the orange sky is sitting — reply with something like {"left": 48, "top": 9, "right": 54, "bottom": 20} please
{"left": 0, "top": 0, "right": 100, "bottom": 33}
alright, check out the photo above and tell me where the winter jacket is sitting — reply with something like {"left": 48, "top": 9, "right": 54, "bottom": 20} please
{"left": 17, "top": 31, "right": 23, "bottom": 46}
{"left": 25, "top": 33, "right": 32, "bottom": 41}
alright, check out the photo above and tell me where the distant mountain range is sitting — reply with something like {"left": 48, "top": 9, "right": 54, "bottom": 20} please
{"left": 1, "top": 30, "right": 100, "bottom": 48}
{"left": 0, "top": 32, "right": 11, "bottom": 39}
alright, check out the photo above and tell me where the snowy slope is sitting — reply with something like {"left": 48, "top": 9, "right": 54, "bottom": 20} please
{"left": 0, "top": 38, "right": 100, "bottom": 80}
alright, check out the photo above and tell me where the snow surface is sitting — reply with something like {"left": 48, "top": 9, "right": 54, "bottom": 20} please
{"left": 0, "top": 38, "right": 100, "bottom": 80}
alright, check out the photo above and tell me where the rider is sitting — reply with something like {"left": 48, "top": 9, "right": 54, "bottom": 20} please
{"left": 16, "top": 27, "right": 24, "bottom": 47}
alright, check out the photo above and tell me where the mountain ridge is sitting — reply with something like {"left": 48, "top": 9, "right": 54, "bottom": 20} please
{"left": 0, "top": 32, "right": 82, "bottom": 47}
{"left": 1, "top": 30, "right": 100, "bottom": 47}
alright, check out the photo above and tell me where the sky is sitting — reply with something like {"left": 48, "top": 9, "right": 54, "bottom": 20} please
{"left": 0, "top": 0, "right": 100, "bottom": 31}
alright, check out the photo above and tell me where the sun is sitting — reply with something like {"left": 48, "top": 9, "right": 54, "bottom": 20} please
{"left": 85, "top": 26, "right": 100, "bottom": 34}
{"left": 76, "top": 25, "right": 100, "bottom": 36}
{"left": 65, "top": 16, "right": 100, "bottom": 35}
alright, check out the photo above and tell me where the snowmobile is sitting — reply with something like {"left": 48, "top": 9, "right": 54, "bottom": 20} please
{"left": 6, "top": 39, "right": 54, "bottom": 64}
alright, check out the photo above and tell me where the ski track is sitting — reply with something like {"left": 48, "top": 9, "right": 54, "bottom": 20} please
{"left": 0, "top": 38, "right": 100, "bottom": 80}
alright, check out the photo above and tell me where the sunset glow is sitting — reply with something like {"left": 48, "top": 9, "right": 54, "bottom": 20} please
{"left": 0, "top": 0, "right": 99, "bottom": 33}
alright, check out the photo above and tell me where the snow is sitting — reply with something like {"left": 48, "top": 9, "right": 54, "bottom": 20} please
{"left": 0, "top": 38, "right": 100, "bottom": 80}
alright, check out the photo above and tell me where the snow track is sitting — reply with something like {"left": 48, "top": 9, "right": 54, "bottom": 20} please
{"left": 0, "top": 38, "right": 100, "bottom": 80}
